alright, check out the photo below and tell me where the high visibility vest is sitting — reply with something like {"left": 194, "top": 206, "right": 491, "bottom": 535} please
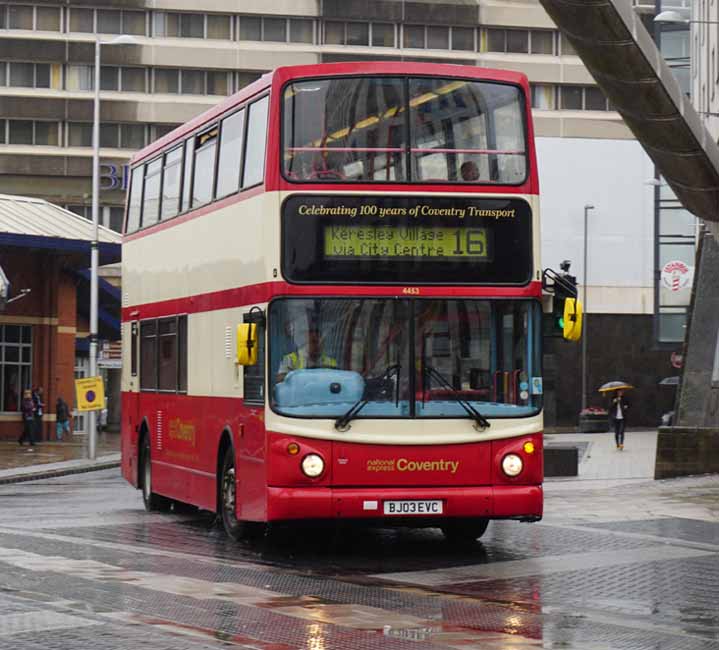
{"left": 286, "top": 351, "right": 337, "bottom": 370}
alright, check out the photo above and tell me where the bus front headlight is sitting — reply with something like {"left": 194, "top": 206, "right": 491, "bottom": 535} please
{"left": 301, "top": 453, "right": 325, "bottom": 478}
{"left": 501, "top": 453, "right": 523, "bottom": 477}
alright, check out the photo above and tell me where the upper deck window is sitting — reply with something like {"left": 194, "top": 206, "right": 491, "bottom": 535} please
{"left": 282, "top": 76, "right": 527, "bottom": 185}
{"left": 191, "top": 126, "right": 218, "bottom": 208}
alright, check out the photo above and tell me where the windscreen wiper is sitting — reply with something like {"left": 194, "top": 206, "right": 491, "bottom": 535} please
{"left": 334, "top": 363, "right": 400, "bottom": 432}
{"left": 423, "top": 364, "right": 490, "bottom": 431}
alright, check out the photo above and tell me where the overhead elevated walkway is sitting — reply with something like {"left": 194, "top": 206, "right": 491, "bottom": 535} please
{"left": 539, "top": 0, "right": 719, "bottom": 224}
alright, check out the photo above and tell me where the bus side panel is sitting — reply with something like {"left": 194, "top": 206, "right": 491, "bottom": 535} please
{"left": 237, "top": 406, "right": 268, "bottom": 521}
{"left": 121, "top": 390, "right": 140, "bottom": 487}
{"left": 136, "top": 393, "right": 216, "bottom": 510}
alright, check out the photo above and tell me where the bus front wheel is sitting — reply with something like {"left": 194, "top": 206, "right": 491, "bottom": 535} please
{"left": 441, "top": 518, "right": 489, "bottom": 543}
{"left": 220, "top": 446, "right": 249, "bottom": 541}
{"left": 140, "top": 436, "right": 171, "bottom": 512}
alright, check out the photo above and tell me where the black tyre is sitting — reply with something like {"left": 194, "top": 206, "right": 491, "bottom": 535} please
{"left": 140, "top": 435, "right": 171, "bottom": 512}
{"left": 219, "top": 446, "right": 248, "bottom": 541}
{"left": 441, "top": 518, "right": 489, "bottom": 543}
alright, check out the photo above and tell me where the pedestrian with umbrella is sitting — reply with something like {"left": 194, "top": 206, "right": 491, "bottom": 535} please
{"left": 598, "top": 381, "right": 633, "bottom": 450}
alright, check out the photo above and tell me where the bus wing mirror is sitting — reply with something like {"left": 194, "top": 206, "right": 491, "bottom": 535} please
{"left": 236, "top": 323, "right": 258, "bottom": 366}
{"left": 563, "top": 298, "right": 583, "bottom": 342}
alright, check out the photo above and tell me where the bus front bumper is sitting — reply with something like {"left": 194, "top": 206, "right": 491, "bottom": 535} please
{"left": 265, "top": 485, "right": 542, "bottom": 522}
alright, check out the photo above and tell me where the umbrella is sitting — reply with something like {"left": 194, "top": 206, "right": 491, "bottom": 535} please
{"left": 659, "top": 376, "right": 680, "bottom": 386}
{"left": 598, "top": 381, "right": 634, "bottom": 393}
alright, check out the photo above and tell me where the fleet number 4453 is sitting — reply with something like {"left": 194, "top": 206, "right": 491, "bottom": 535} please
{"left": 402, "top": 287, "right": 420, "bottom": 295}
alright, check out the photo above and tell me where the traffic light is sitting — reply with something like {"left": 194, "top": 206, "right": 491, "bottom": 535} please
{"left": 563, "top": 296, "right": 583, "bottom": 341}
{"left": 553, "top": 278, "right": 572, "bottom": 332}
{"left": 545, "top": 264, "right": 583, "bottom": 341}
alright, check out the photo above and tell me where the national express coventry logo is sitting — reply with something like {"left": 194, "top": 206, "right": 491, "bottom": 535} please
{"left": 366, "top": 458, "right": 460, "bottom": 474}
{"left": 661, "top": 260, "right": 693, "bottom": 293}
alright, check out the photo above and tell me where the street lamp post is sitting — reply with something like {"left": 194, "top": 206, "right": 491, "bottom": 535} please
{"left": 654, "top": 10, "right": 719, "bottom": 25}
{"left": 581, "top": 204, "right": 595, "bottom": 413}
{"left": 89, "top": 35, "right": 137, "bottom": 460}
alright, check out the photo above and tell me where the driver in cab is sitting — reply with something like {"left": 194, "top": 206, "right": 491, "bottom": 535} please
{"left": 276, "top": 327, "right": 337, "bottom": 382}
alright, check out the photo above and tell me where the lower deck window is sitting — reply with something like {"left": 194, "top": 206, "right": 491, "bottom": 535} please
{"left": 140, "top": 316, "right": 187, "bottom": 392}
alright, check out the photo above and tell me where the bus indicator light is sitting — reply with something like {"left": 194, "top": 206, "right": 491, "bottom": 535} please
{"left": 523, "top": 441, "right": 535, "bottom": 454}
{"left": 287, "top": 442, "right": 300, "bottom": 455}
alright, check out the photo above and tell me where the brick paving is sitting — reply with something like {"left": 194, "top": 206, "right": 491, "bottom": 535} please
{"left": 0, "top": 428, "right": 717, "bottom": 649}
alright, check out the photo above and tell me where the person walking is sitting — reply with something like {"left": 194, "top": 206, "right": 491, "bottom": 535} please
{"left": 18, "top": 389, "right": 35, "bottom": 447}
{"left": 56, "top": 395, "right": 70, "bottom": 441}
{"left": 32, "top": 386, "right": 44, "bottom": 443}
{"left": 611, "top": 389, "right": 630, "bottom": 450}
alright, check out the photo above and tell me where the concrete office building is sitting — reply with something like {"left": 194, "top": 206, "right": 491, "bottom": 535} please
{"left": 0, "top": 1, "right": 675, "bottom": 425}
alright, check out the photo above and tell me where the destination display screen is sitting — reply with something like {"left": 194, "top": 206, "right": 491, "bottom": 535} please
{"left": 324, "top": 225, "right": 490, "bottom": 262}
{"left": 282, "top": 195, "right": 532, "bottom": 285}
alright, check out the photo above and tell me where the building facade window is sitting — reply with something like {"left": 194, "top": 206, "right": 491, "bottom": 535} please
{"left": 36, "top": 6, "right": 61, "bottom": 31}
{"left": 69, "top": 8, "right": 93, "bottom": 32}
{"left": 263, "top": 17, "right": 287, "bottom": 42}
{"left": 67, "top": 7, "right": 148, "bottom": 35}
{"left": 100, "top": 66, "right": 120, "bottom": 91}
{"left": 207, "top": 14, "right": 232, "bottom": 40}
{"left": 486, "top": 29, "right": 554, "bottom": 54}
{"left": 239, "top": 15, "right": 261, "bottom": 40}
{"left": 531, "top": 30, "right": 555, "bottom": 54}
{"left": 372, "top": 23, "right": 395, "bottom": 47}
{"left": 403, "top": 25, "right": 425, "bottom": 49}
{"left": 451, "top": 26, "right": 475, "bottom": 50}
{"left": 239, "top": 15, "right": 315, "bottom": 44}
{"left": 67, "top": 122, "right": 148, "bottom": 149}
{"left": 561, "top": 86, "right": 584, "bottom": 110}
{"left": 153, "top": 12, "right": 205, "bottom": 38}
{"left": 7, "top": 5, "right": 35, "bottom": 30}
{"left": 531, "top": 84, "right": 556, "bottom": 109}
{"left": 290, "top": 18, "right": 313, "bottom": 43}
{"left": 558, "top": 85, "right": 610, "bottom": 111}
{"left": 66, "top": 65, "right": 94, "bottom": 91}
{"left": 5, "top": 62, "right": 51, "bottom": 89}
{"left": 121, "top": 67, "right": 146, "bottom": 93}
{"left": 155, "top": 68, "right": 179, "bottom": 93}
{"left": 0, "top": 325, "right": 32, "bottom": 413}
{"left": 6, "top": 120, "right": 59, "bottom": 146}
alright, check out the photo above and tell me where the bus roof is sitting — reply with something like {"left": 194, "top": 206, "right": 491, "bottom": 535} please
{"left": 131, "top": 62, "right": 529, "bottom": 167}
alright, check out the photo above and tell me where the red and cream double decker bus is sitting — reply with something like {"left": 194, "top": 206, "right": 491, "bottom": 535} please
{"left": 121, "top": 62, "right": 545, "bottom": 542}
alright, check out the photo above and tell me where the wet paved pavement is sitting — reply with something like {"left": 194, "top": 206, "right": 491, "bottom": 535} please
{"left": 0, "top": 466, "right": 717, "bottom": 649}
{"left": 0, "top": 431, "right": 120, "bottom": 471}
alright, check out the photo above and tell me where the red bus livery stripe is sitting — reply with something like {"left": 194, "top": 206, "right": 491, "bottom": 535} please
{"left": 122, "top": 280, "right": 543, "bottom": 322}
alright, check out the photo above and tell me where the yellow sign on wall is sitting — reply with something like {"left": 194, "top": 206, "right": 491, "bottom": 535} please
{"left": 75, "top": 376, "right": 105, "bottom": 412}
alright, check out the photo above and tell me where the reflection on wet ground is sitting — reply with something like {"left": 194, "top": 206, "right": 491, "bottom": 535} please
{"left": 50, "top": 509, "right": 659, "bottom": 576}
{"left": 0, "top": 471, "right": 718, "bottom": 650}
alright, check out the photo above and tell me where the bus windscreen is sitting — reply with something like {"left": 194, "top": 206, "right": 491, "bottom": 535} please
{"left": 282, "top": 76, "right": 527, "bottom": 185}
{"left": 282, "top": 195, "right": 531, "bottom": 285}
